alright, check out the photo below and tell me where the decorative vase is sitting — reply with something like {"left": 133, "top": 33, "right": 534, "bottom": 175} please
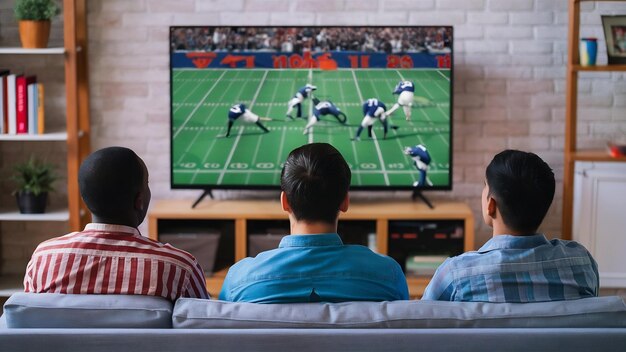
{"left": 15, "top": 191, "right": 48, "bottom": 214}
{"left": 18, "top": 20, "right": 51, "bottom": 49}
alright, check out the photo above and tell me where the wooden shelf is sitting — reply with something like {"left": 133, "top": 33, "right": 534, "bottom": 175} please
{"left": 562, "top": 0, "right": 626, "bottom": 239}
{"left": 572, "top": 64, "right": 626, "bottom": 72}
{"left": 0, "top": 47, "right": 65, "bottom": 55}
{"left": 0, "top": 209, "right": 70, "bottom": 222}
{"left": 0, "top": 131, "right": 68, "bottom": 141}
{"left": 568, "top": 150, "right": 626, "bottom": 162}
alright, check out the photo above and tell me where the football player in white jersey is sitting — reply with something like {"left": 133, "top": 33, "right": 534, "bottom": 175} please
{"left": 386, "top": 80, "right": 415, "bottom": 121}
{"left": 225, "top": 103, "right": 270, "bottom": 137}
{"left": 286, "top": 84, "right": 317, "bottom": 120}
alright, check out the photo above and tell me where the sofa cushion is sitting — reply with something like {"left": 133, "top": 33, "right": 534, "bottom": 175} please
{"left": 173, "top": 296, "right": 626, "bottom": 329}
{"left": 3, "top": 293, "right": 173, "bottom": 328}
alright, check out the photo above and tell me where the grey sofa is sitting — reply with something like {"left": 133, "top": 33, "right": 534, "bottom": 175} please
{"left": 1, "top": 293, "right": 626, "bottom": 352}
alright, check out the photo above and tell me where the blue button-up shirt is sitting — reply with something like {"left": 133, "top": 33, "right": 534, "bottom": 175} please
{"left": 421, "top": 234, "right": 599, "bottom": 302}
{"left": 219, "top": 233, "right": 409, "bottom": 303}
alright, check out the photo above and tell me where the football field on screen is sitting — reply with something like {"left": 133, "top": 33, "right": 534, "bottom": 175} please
{"left": 172, "top": 68, "right": 451, "bottom": 188}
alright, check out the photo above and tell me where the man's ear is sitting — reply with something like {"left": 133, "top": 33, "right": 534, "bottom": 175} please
{"left": 134, "top": 192, "right": 145, "bottom": 212}
{"left": 280, "top": 191, "right": 291, "bottom": 212}
{"left": 487, "top": 196, "right": 497, "bottom": 219}
{"left": 339, "top": 192, "right": 349, "bottom": 213}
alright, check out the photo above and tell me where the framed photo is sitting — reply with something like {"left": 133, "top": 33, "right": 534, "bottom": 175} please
{"left": 602, "top": 15, "right": 626, "bottom": 64}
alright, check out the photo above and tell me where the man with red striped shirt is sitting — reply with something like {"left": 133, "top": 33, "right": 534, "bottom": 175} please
{"left": 23, "top": 147, "right": 209, "bottom": 301}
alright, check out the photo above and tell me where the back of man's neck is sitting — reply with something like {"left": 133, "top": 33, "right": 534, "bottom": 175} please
{"left": 290, "top": 221, "right": 337, "bottom": 235}
{"left": 91, "top": 216, "right": 137, "bottom": 229}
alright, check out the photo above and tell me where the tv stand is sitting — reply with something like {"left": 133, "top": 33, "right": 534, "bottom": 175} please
{"left": 412, "top": 190, "right": 434, "bottom": 209}
{"left": 191, "top": 189, "right": 214, "bottom": 209}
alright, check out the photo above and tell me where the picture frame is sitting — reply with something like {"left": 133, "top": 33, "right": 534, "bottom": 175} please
{"left": 601, "top": 15, "right": 626, "bottom": 64}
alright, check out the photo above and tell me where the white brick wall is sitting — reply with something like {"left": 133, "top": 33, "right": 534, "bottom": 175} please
{"left": 1, "top": 0, "right": 626, "bottom": 277}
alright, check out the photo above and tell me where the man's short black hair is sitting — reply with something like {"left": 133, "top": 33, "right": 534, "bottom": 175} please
{"left": 79, "top": 147, "right": 144, "bottom": 219}
{"left": 486, "top": 150, "right": 555, "bottom": 234}
{"left": 281, "top": 143, "right": 351, "bottom": 224}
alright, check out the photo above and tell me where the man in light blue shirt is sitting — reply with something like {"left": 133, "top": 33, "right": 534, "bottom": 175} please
{"left": 422, "top": 150, "right": 599, "bottom": 302}
{"left": 219, "top": 143, "right": 409, "bottom": 303}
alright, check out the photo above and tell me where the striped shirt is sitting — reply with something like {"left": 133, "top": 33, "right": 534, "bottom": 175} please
{"left": 421, "top": 234, "right": 599, "bottom": 302}
{"left": 24, "top": 223, "right": 210, "bottom": 301}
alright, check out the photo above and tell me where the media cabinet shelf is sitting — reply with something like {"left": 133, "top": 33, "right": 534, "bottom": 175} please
{"left": 148, "top": 199, "right": 474, "bottom": 298}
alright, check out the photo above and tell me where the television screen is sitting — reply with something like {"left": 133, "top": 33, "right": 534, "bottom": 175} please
{"left": 170, "top": 26, "right": 453, "bottom": 190}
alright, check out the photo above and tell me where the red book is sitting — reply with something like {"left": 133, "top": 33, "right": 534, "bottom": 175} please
{"left": 16, "top": 75, "right": 27, "bottom": 134}
{"left": 16, "top": 75, "right": 36, "bottom": 134}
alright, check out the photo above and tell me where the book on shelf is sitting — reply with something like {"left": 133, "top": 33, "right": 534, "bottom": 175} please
{"left": 7, "top": 73, "right": 17, "bottom": 135}
{"left": 405, "top": 254, "right": 448, "bottom": 276}
{"left": 28, "top": 82, "right": 38, "bottom": 134}
{"left": 16, "top": 75, "right": 28, "bottom": 134}
{"left": 0, "top": 70, "right": 8, "bottom": 134}
{"left": 37, "top": 83, "right": 44, "bottom": 134}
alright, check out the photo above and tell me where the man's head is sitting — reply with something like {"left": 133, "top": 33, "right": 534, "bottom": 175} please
{"left": 312, "top": 97, "right": 320, "bottom": 105}
{"left": 79, "top": 147, "right": 151, "bottom": 227}
{"left": 483, "top": 150, "right": 555, "bottom": 235}
{"left": 280, "top": 143, "right": 351, "bottom": 225}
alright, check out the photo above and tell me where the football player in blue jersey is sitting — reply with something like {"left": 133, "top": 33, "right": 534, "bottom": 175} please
{"left": 404, "top": 144, "right": 433, "bottom": 187}
{"left": 386, "top": 80, "right": 415, "bottom": 121}
{"left": 302, "top": 97, "right": 347, "bottom": 134}
{"left": 286, "top": 84, "right": 317, "bottom": 120}
{"left": 225, "top": 103, "right": 270, "bottom": 137}
{"left": 353, "top": 98, "right": 391, "bottom": 141}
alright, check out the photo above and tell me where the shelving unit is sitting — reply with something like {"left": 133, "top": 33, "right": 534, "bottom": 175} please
{"left": 149, "top": 199, "right": 474, "bottom": 299}
{"left": 0, "top": 0, "right": 91, "bottom": 295}
{"left": 563, "top": 0, "right": 626, "bottom": 239}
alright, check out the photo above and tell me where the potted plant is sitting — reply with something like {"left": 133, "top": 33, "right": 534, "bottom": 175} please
{"left": 10, "top": 156, "right": 58, "bottom": 214}
{"left": 14, "top": 0, "right": 61, "bottom": 49}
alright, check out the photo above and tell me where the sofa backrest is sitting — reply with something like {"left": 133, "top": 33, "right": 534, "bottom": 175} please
{"left": 3, "top": 293, "right": 173, "bottom": 328}
{"left": 4, "top": 293, "right": 625, "bottom": 330}
{"left": 173, "top": 296, "right": 626, "bottom": 329}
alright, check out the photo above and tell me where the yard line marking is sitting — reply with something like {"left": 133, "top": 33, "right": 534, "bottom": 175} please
{"left": 410, "top": 72, "right": 450, "bottom": 147}
{"left": 173, "top": 70, "right": 227, "bottom": 139}
{"left": 437, "top": 69, "right": 450, "bottom": 81}
{"left": 352, "top": 70, "right": 390, "bottom": 186}
{"left": 245, "top": 131, "right": 264, "bottom": 184}
{"left": 218, "top": 70, "right": 269, "bottom": 184}
{"left": 348, "top": 128, "right": 363, "bottom": 185}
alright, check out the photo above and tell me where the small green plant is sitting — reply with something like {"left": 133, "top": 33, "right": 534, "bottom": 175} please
{"left": 14, "top": 0, "right": 61, "bottom": 21}
{"left": 11, "top": 156, "right": 58, "bottom": 196}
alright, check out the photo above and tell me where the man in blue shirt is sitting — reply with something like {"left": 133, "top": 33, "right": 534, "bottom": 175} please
{"left": 219, "top": 143, "right": 409, "bottom": 303}
{"left": 422, "top": 150, "right": 599, "bottom": 302}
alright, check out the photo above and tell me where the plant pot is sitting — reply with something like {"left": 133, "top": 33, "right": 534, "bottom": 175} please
{"left": 18, "top": 20, "right": 51, "bottom": 49}
{"left": 15, "top": 191, "right": 48, "bottom": 214}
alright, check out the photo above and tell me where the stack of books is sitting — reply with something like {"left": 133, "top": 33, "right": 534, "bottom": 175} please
{"left": 0, "top": 70, "right": 45, "bottom": 135}
{"left": 405, "top": 254, "right": 448, "bottom": 276}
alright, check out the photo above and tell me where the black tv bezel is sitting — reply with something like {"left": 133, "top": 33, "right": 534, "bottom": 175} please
{"left": 169, "top": 25, "right": 454, "bottom": 192}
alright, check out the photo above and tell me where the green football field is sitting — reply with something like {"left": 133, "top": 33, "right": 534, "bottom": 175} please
{"left": 171, "top": 68, "right": 450, "bottom": 188}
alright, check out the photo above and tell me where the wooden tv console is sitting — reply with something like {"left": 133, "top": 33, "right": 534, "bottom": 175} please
{"left": 148, "top": 199, "right": 474, "bottom": 298}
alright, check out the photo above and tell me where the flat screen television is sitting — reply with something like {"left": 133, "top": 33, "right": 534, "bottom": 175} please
{"left": 170, "top": 26, "right": 453, "bottom": 191}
